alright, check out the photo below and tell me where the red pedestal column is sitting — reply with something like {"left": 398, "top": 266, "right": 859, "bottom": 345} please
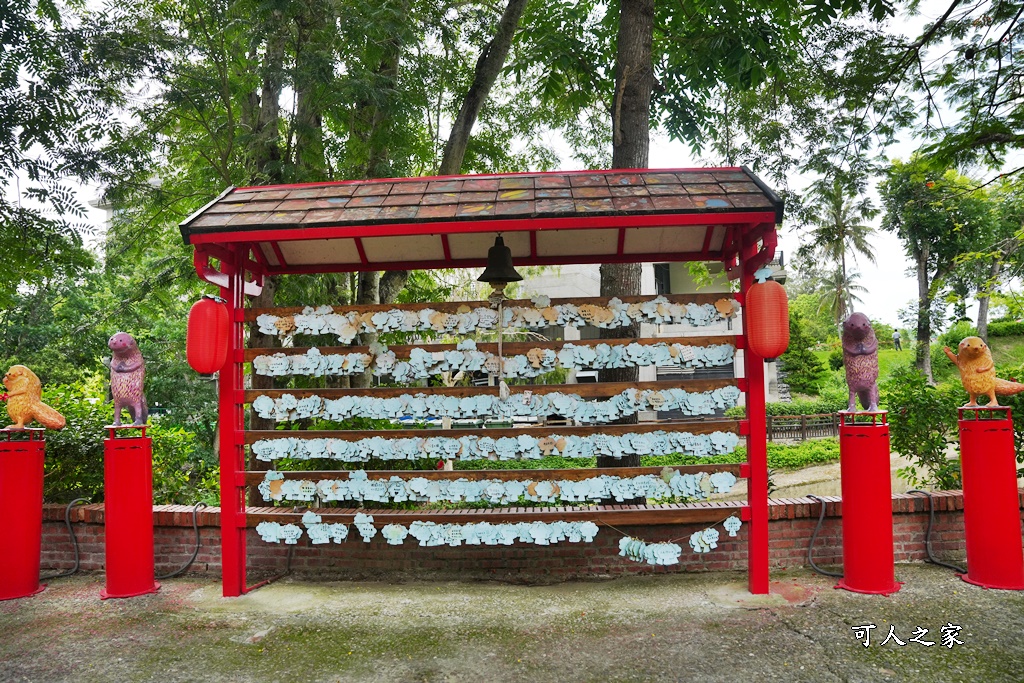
{"left": 837, "top": 412, "right": 902, "bottom": 595}
{"left": 101, "top": 426, "right": 159, "bottom": 599}
{"left": 958, "top": 407, "right": 1024, "bottom": 590}
{"left": 0, "top": 429, "right": 46, "bottom": 601}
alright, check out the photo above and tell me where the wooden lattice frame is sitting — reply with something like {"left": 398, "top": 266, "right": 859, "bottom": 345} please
{"left": 184, "top": 168, "right": 778, "bottom": 597}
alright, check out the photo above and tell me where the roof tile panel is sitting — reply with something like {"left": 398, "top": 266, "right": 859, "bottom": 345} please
{"left": 497, "top": 189, "right": 534, "bottom": 201}
{"left": 646, "top": 185, "right": 687, "bottom": 196}
{"left": 382, "top": 194, "right": 424, "bottom": 206}
{"left": 495, "top": 200, "right": 535, "bottom": 215}
{"left": 462, "top": 178, "right": 501, "bottom": 191}
{"left": 347, "top": 196, "right": 386, "bottom": 207}
{"left": 498, "top": 177, "right": 535, "bottom": 189}
{"left": 341, "top": 207, "right": 384, "bottom": 221}
{"left": 227, "top": 212, "right": 274, "bottom": 225}
{"left": 730, "top": 194, "right": 774, "bottom": 208}
{"left": 302, "top": 209, "right": 351, "bottom": 223}
{"left": 676, "top": 172, "right": 718, "bottom": 183}
{"left": 606, "top": 174, "right": 645, "bottom": 186}
{"left": 612, "top": 196, "right": 655, "bottom": 211}
{"left": 534, "top": 176, "right": 570, "bottom": 189}
{"left": 318, "top": 185, "right": 357, "bottom": 198}
{"left": 267, "top": 211, "right": 304, "bottom": 224}
{"left": 417, "top": 204, "right": 458, "bottom": 219}
{"left": 535, "top": 188, "right": 572, "bottom": 198}
{"left": 390, "top": 182, "right": 430, "bottom": 195}
{"left": 569, "top": 174, "right": 608, "bottom": 187}
{"left": 643, "top": 173, "right": 682, "bottom": 184}
{"left": 285, "top": 189, "right": 323, "bottom": 199}
{"left": 193, "top": 213, "right": 235, "bottom": 227}
{"left": 572, "top": 186, "right": 612, "bottom": 199}
{"left": 651, "top": 196, "right": 696, "bottom": 210}
{"left": 575, "top": 198, "right": 615, "bottom": 212}
{"left": 378, "top": 206, "right": 420, "bottom": 220}
{"left": 720, "top": 182, "right": 762, "bottom": 194}
{"left": 456, "top": 203, "right": 496, "bottom": 217}
{"left": 460, "top": 191, "right": 498, "bottom": 203}
{"left": 426, "top": 180, "right": 464, "bottom": 192}
{"left": 353, "top": 183, "right": 393, "bottom": 196}
{"left": 536, "top": 198, "right": 575, "bottom": 213}
{"left": 690, "top": 196, "right": 733, "bottom": 209}
{"left": 421, "top": 192, "right": 460, "bottom": 206}
{"left": 231, "top": 189, "right": 291, "bottom": 201}
{"left": 712, "top": 171, "right": 749, "bottom": 181}
{"left": 610, "top": 185, "right": 649, "bottom": 197}
{"left": 683, "top": 184, "right": 725, "bottom": 195}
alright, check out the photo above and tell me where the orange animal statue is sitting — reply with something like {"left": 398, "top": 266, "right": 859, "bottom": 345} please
{"left": 3, "top": 365, "right": 66, "bottom": 430}
{"left": 943, "top": 336, "right": 1024, "bottom": 407}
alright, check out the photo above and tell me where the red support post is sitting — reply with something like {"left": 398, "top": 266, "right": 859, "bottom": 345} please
{"left": 836, "top": 411, "right": 901, "bottom": 595}
{"left": 740, "top": 267, "right": 769, "bottom": 595}
{"left": 957, "top": 407, "right": 1024, "bottom": 590}
{"left": 0, "top": 429, "right": 46, "bottom": 601}
{"left": 102, "top": 426, "right": 159, "bottom": 599}
{"left": 219, "top": 247, "right": 248, "bottom": 597}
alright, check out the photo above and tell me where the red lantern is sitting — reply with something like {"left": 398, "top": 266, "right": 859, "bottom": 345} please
{"left": 187, "top": 295, "right": 230, "bottom": 374}
{"left": 746, "top": 267, "right": 789, "bottom": 360}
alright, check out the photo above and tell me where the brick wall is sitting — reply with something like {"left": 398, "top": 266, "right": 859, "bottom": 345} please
{"left": 39, "top": 492, "right": 985, "bottom": 582}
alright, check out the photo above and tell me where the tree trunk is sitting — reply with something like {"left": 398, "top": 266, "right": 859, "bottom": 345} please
{"left": 246, "top": 275, "right": 278, "bottom": 504}
{"left": 292, "top": 3, "right": 331, "bottom": 179}
{"left": 438, "top": 0, "right": 528, "bottom": 175}
{"left": 350, "top": 271, "right": 381, "bottom": 389}
{"left": 915, "top": 246, "right": 933, "bottom": 383}
{"left": 251, "top": 16, "right": 286, "bottom": 182}
{"left": 977, "top": 258, "right": 1001, "bottom": 343}
{"left": 597, "top": 0, "right": 654, "bottom": 475}
{"left": 379, "top": 269, "right": 409, "bottom": 305}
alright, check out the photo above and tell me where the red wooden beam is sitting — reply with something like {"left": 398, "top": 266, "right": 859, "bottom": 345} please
{"left": 187, "top": 211, "right": 776, "bottom": 246}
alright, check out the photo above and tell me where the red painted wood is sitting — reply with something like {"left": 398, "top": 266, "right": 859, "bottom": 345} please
{"left": 741, "top": 259, "right": 770, "bottom": 595}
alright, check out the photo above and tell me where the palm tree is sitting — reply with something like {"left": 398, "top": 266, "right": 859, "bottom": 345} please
{"left": 799, "top": 177, "right": 879, "bottom": 322}
{"left": 816, "top": 268, "right": 868, "bottom": 324}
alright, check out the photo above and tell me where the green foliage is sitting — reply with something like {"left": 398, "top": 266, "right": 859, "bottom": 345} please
{"left": 788, "top": 292, "right": 838, "bottom": 344}
{"left": 828, "top": 348, "right": 843, "bottom": 371}
{"left": 871, "top": 320, "right": 897, "bottom": 348}
{"left": 779, "top": 312, "right": 827, "bottom": 394}
{"left": 989, "top": 321, "right": 1024, "bottom": 337}
{"left": 39, "top": 384, "right": 218, "bottom": 504}
{"left": 764, "top": 438, "right": 840, "bottom": 469}
{"left": 881, "top": 366, "right": 961, "bottom": 489}
{"left": 727, "top": 396, "right": 848, "bottom": 417}
{"left": 939, "top": 320, "right": 978, "bottom": 349}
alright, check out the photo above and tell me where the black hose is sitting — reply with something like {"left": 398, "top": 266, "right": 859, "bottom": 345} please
{"left": 156, "top": 502, "right": 209, "bottom": 580}
{"left": 908, "top": 490, "right": 967, "bottom": 574}
{"left": 806, "top": 495, "right": 843, "bottom": 578}
{"left": 40, "top": 498, "right": 91, "bottom": 581}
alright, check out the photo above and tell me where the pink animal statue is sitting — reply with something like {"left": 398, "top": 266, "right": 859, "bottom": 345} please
{"left": 109, "top": 332, "right": 148, "bottom": 426}
{"left": 842, "top": 312, "right": 879, "bottom": 412}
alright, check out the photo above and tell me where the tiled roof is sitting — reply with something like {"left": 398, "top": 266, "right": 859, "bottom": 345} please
{"left": 180, "top": 168, "right": 782, "bottom": 240}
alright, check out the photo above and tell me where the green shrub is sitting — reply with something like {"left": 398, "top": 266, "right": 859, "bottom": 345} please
{"left": 938, "top": 320, "right": 977, "bottom": 348}
{"left": 828, "top": 348, "right": 844, "bottom": 371}
{"left": 881, "top": 366, "right": 961, "bottom": 488}
{"left": 39, "top": 384, "right": 217, "bottom": 504}
{"left": 779, "top": 312, "right": 827, "bottom": 394}
{"left": 766, "top": 438, "right": 840, "bottom": 469}
{"left": 988, "top": 321, "right": 1024, "bottom": 337}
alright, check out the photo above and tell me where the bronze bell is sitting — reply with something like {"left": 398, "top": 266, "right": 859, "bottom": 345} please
{"left": 477, "top": 236, "right": 523, "bottom": 286}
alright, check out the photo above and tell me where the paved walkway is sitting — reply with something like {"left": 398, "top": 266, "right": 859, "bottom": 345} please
{"left": 2, "top": 566, "right": 1022, "bottom": 682}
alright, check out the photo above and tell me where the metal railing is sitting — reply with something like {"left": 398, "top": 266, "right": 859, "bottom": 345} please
{"left": 767, "top": 413, "right": 839, "bottom": 442}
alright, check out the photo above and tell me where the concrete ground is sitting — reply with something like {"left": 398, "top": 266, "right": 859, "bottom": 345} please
{"left": 2, "top": 565, "right": 1022, "bottom": 682}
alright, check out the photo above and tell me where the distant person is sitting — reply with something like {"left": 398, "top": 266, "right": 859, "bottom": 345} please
{"left": 892, "top": 330, "right": 902, "bottom": 351}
